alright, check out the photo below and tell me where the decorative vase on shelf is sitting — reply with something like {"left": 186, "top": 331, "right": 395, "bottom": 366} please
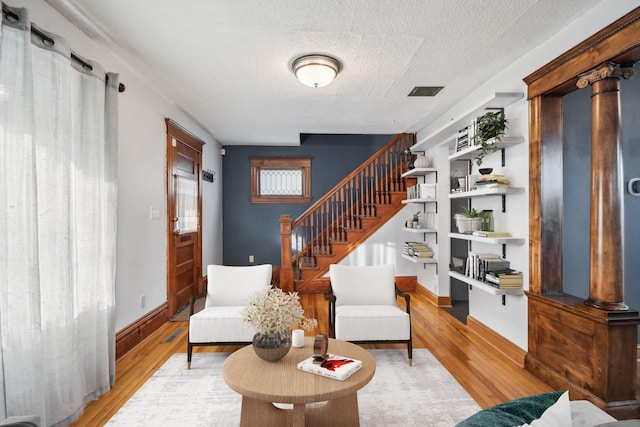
{"left": 481, "top": 209, "right": 494, "bottom": 232}
{"left": 413, "top": 153, "right": 430, "bottom": 168}
{"left": 252, "top": 331, "right": 292, "bottom": 362}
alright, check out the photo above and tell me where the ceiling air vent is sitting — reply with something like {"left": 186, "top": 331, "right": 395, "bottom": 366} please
{"left": 408, "top": 86, "right": 443, "bottom": 97}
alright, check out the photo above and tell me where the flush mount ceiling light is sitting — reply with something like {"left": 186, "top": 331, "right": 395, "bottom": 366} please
{"left": 292, "top": 54, "right": 340, "bottom": 88}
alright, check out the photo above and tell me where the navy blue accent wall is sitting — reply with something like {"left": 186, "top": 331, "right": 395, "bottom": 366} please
{"left": 562, "top": 87, "right": 591, "bottom": 298}
{"left": 563, "top": 76, "right": 640, "bottom": 341}
{"left": 621, "top": 76, "right": 640, "bottom": 332}
{"left": 221, "top": 134, "right": 394, "bottom": 266}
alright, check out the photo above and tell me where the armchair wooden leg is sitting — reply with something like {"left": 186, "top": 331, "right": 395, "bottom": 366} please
{"left": 408, "top": 341, "right": 413, "bottom": 366}
{"left": 187, "top": 342, "right": 193, "bottom": 369}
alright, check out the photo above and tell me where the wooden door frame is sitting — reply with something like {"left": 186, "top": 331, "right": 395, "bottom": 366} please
{"left": 165, "top": 118, "right": 205, "bottom": 316}
{"left": 523, "top": 8, "right": 640, "bottom": 419}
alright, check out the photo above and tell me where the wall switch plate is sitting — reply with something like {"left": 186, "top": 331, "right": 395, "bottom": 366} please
{"left": 149, "top": 206, "right": 160, "bottom": 220}
{"left": 140, "top": 295, "right": 146, "bottom": 308}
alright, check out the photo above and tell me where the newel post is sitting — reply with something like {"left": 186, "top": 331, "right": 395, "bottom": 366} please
{"left": 279, "top": 215, "right": 294, "bottom": 292}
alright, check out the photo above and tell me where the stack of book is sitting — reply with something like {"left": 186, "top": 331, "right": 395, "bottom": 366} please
{"left": 475, "top": 174, "right": 510, "bottom": 189}
{"left": 406, "top": 184, "right": 418, "bottom": 200}
{"left": 485, "top": 269, "right": 523, "bottom": 289}
{"left": 465, "top": 252, "right": 509, "bottom": 280}
{"left": 455, "top": 121, "right": 477, "bottom": 152}
{"left": 404, "top": 242, "right": 434, "bottom": 259}
{"left": 406, "top": 184, "right": 436, "bottom": 199}
{"left": 465, "top": 174, "right": 480, "bottom": 191}
{"left": 456, "top": 127, "right": 469, "bottom": 151}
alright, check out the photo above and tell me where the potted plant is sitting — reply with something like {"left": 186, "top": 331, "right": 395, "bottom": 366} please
{"left": 453, "top": 207, "right": 483, "bottom": 234}
{"left": 242, "top": 287, "right": 317, "bottom": 361}
{"left": 472, "top": 111, "right": 508, "bottom": 166}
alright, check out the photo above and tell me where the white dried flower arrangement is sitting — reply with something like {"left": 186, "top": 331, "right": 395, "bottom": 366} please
{"left": 241, "top": 287, "right": 318, "bottom": 334}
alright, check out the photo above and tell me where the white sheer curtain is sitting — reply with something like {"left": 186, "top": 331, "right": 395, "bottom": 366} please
{"left": 0, "top": 6, "right": 118, "bottom": 426}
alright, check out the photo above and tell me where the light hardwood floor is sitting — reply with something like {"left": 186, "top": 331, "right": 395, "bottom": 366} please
{"left": 71, "top": 288, "right": 637, "bottom": 426}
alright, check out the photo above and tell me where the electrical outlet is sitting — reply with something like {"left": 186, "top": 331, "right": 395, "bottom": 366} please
{"left": 140, "top": 295, "right": 145, "bottom": 308}
{"left": 249, "top": 255, "right": 254, "bottom": 263}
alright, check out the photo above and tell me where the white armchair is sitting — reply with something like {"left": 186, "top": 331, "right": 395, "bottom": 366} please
{"left": 326, "top": 264, "right": 413, "bottom": 365}
{"left": 187, "top": 264, "right": 272, "bottom": 368}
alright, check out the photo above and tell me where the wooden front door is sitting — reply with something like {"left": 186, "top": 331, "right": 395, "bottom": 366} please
{"left": 166, "top": 119, "right": 205, "bottom": 316}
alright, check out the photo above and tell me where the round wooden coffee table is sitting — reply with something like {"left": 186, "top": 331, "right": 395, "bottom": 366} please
{"left": 222, "top": 337, "right": 375, "bottom": 427}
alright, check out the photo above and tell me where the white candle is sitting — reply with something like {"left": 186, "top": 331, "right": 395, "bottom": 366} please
{"left": 292, "top": 329, "right": 304, "bottom": 347}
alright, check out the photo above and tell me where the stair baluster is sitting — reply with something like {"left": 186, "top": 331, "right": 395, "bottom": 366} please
{"left": 280, "top": 133, "right": 416, "bottom": 292}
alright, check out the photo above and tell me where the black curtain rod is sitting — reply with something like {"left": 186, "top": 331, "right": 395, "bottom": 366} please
{"left": 2, "top": 3, "right": 125, "bottom": 93}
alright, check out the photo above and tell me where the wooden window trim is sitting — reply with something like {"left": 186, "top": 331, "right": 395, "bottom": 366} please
{"left": 250, "top": 157, "right": 312, "bottom": 203}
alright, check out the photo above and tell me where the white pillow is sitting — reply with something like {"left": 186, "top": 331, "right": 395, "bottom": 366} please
{"left": 519, "top": 391, "right": 571, "bottom": 427}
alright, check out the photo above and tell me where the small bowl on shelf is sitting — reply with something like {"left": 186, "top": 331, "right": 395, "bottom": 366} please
{"left": 479, "top": 168, "right": 493, "bottom": 175}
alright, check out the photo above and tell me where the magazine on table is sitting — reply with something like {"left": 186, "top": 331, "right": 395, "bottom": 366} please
{"left": 297, "top": 354, "right": 363, "bottom": 381}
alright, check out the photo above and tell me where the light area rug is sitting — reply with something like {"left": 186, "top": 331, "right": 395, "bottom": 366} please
{"left": 106, "top": 349, "right": 480, "bottom": 426}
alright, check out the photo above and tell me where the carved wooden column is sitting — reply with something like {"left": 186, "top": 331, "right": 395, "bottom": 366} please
{"left": 576, "top": 62, "right": 635, "bottom": 310}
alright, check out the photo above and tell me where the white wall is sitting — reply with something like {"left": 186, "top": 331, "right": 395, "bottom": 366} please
{"left": 15, "top": 0, "right": 224, "bottom": 331}
{"left": 415, "top": 0, "right": 640, "bottom": 350}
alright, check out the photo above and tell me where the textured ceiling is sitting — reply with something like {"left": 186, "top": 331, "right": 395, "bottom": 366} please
{"left": 46, "top": 0, "right": 602, "bottom": 145}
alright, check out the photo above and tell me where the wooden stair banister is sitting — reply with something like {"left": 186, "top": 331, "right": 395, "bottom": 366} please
{"left": 279, "top": 215, "right": 294, "bottom": 292}
{"left": 280, "top": 133, "right": 415, "bottom": 292}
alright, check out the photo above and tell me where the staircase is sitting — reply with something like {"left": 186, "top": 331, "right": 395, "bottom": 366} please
{"left": 279, "top": 133, "right": 416, "bottom": 293}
